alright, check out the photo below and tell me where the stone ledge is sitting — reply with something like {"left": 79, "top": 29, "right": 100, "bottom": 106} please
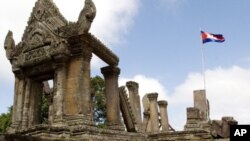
{"left": 8, "top": 125, "right": 146, "bottom": 141}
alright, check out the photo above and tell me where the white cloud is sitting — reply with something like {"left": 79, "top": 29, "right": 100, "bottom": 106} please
{"left": 91, "top": 0, "right": 140, "bottom": 45}
{"left": 119, "top": 74, "right": 169, "bottom": 103}
{"left": 169, "top": 66, "right": 250, "bottom": 130}
{"left": 54, "top": 0, "right": 140, "bottom": 46}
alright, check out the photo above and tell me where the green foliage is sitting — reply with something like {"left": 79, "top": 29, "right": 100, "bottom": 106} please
{"left": 41, "top": 95, "right": 49, "bottom": 124}
{"left": 91, "top": 75, "right": 107, "bottom": 127}
{"left": 0, "top": 107, "right": 12, "bottom": 133}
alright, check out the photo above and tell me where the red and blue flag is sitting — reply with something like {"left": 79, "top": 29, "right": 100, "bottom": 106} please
{"left": 201, "top": 31, "right": 225, "bottom": 44}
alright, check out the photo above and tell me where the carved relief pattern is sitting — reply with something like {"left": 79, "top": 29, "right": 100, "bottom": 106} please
{"left": 25, "top": 47, "right": 46, "bottom": 61}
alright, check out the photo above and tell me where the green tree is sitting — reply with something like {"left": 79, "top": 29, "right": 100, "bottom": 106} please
{"left": 41, "top": 94, "right": 49, "bottom": 124}
{"left": 0, "top": 106, "right": 12, "bottom": 133}
{"left": 91, "top": 75, "right": 107, "bottom": 127}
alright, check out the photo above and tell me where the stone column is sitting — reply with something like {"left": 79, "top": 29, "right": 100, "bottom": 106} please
{"left": 64, "top": 48, "right": 93, "bottom": 124}
{"left": 142, "top": 111, "right": 150, "bottom": 132}
{"left": 8, "top": 77, "right": 25, "bottom": 132}
{"left": 28, "top": 82, "right": 43, "bottom": 127}
{"left": 48, "top": 96, "right": 54, "bottom": 125}
{"left": 21, "top": 78, "right": 32, "bottom": 129}
{"left": 16, "top": 80, "right": 25, "bottom": 128}
{"left": 101, "top": 66, "right": 123, "bottom": 130}
{"left": 44, "top": 92, "right": 54, "bottom": 125}
{"left": 194, "top": 90, "right": 207, "bottom": 121}
{"left": 147, "top": 93, "right": 159, "bottom": 132}
{"left": 158, "top": 100, "right": 169, "bottom": 132}
{"left": 53, "top": 59, "right": 67, "bottom": 125}
{"left": 10, "top": 77, "right": 20, "bottom": 129}
{"left": 80, "top": 49, "right": 92, "bottom": 121}
{"left": 126, "top": 81, "right": 142, "bottom": 125}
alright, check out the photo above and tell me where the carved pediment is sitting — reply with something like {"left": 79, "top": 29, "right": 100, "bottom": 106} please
{"left": 27, "top": 0, "right": 67, "bottom": 24}
{"left": 12, "top": 0, "right": 71, "bottom": 67}
{"left": 22, "top": 0, "right": 67, "bottom": 44}
{"left": 23, "top": 22, "right": 57, "bottom": 52}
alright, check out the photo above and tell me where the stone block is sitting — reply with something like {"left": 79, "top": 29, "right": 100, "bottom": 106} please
{"left": 193, "top": 90, "right": 207, "bottom": 121}
{"left": 187, "top": 107, "right": 200, "bottom": 119}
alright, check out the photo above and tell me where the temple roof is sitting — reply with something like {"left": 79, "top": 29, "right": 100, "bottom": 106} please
{"left": 10, "top": 0, "right": 119, "bottom": 67}
{"left": 22, "top": 0, "right": 68, "bottom": 42}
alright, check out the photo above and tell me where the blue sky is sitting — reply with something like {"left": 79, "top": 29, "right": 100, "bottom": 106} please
{"left": 116, "top": 0, "right": 250, "bottom": 91}
{"left": 0, "top": 0, "right": 250, "bottom": 130}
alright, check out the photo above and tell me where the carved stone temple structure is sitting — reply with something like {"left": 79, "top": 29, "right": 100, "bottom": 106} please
{"left": 141, "top": 93, "right": 174, "bottom": 133}
{"left": 185, "top": 90, "right": 210, "bottom": 131}
{"left": 184, "top": 90, "right": 238, "bottom": 138}
{"left": 2, "top": 0, "right": 237, "bottom": 140}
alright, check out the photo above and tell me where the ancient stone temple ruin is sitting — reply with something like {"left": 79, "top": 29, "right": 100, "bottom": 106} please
{"left": 2, "top": 0, "right": 237, "bottom": 140}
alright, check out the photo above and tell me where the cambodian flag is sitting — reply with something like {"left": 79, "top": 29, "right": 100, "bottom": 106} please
{"left": 201, "top": 31, "right": 225, "bottom": 44}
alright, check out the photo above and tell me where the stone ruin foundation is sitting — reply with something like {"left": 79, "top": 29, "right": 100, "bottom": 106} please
{"left": 1, "top": 0, "right": 237, "bottom": 140}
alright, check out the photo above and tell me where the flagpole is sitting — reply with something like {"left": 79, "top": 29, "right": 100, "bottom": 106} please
{"left": 200, "top": 30, "right": 206, "bottom": 90}
{"left": 199, "top": 30, "right": 225, "bottom": 90}
{"left": 200, "top": 42, "right": 206, "bottom": 90}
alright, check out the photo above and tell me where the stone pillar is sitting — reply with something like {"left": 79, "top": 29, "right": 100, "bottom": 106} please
{"left": 28, "top": 82, "right": 43, "bottom": 127}
{"left": 10, "top": 77, "right": 20, "bottom": 129}
{"left": 158, "top": 100, "right": 169, "bottom": 132}
{"left": 53, "top": 60, "right": 67, "bottom": 125}
{"left": 126, "top": 81, "right": 142, "bottom": 130}
{"left": 45, "top": 92, "right": 54, "bottom": 125}
{"left": 101, "top": 66, "right": 123, "bottom": 130}
{"left": 194, "top": 90, "right": 207, "bottom": 121}
{"left": 80, "top": 49, "right": 92, "bottom": 120}
{"left": 8, "top": 77, "right": 25, "bottom": 132}
{"left": 48, "top": 97, "right": 54, "bottom": 125}
{"left": 142, "top": 111, "right": 150, "bottom": 132}
{"left": 64, "top": 48, "right": 93, "bottom": 124}
{"left": 16, "top": 80, "right": 25, "bottom": 127}
{"left": 21, "top": 78, "right": 32, "bottom": 129}
{"left": 147, "top": 93, "right": 159, "bottom": 132}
